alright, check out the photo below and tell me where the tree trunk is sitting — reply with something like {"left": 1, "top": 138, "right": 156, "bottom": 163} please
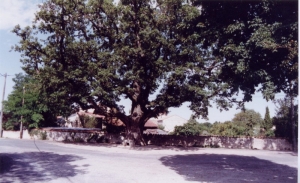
{"left": 125, "top": 124, "right": 146, "bottom": 147}
{"left": 124, "top": 104, "right": 146, "bottom": 147}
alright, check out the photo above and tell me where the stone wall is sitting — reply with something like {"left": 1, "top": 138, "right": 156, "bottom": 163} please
{"left": 28, "top": 128, "right": 292, "bottom": 151}
{"left": 251, "top": 138, "right": 293, "bottom": 151}
{"left": 31, "top": 128, "right": 124, "bottom": 144}
{"left": 144, "top": 134, "right": 292, "bottom": 151}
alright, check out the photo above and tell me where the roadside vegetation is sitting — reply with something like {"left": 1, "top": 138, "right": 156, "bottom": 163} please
{"left": 173, "top": 102, "right": 298, "bottom": 142}
{"left": 2, "top": 73, "right": 59, "bottom": 131}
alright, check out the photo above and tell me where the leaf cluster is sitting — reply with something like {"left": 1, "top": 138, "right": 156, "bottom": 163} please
{"left": 197, "top": 0, "right": 298, "bottom": 100}
{"left": 173, "top": 109, "right": 265, "bottom": 137}
{"left": 172, "top": 115, "right": 212, "bottom": 136}
{"left": 11, "top": 0, "right": 298, "bottom": 125}
{"left": 272, "top": 96, "right": 298, "bottom": 141}
{"left": 3, "top": 73, "right": 58, "bottom": 130}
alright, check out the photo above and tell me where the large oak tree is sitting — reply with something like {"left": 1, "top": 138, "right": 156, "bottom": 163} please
{"left": 13, "top": 0, "right": 297, "bottom": 145}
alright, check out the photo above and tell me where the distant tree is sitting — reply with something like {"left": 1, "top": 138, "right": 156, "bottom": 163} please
{"left": 272, "top": 97, "right": 298, "bottom": 147}
{"left": 173, "top": 115, "right": 209, "bottom": 136}
{"left": 210, "top": 122, "right": 225, "bottom": 136}
{"left": 173, "top": 116, "right": 200, "bottom": 136}
{"left": 199, "top": 122, "right": 212, "bottom": 134}
{"left": 261, "top": 106, "right": 274, "bottom": 137}
{"left": 263, "top": 107, "right": 272, "bottom": 129}
{"left": 210, "top": 121, "right": 245, "bottom": 137}
{"left": 231, "top": 109, "right": 263, "bottom": 136}
{"left": 1, "top": 112, "right": 14, "bottom": 130}
{"left": 3, "top": 73, "right": 57, "bottom": 130}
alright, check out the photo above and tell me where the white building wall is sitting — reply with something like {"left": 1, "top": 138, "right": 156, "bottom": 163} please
{"left": 162, "top": 115, "right": 187, "bottom": 133}
{"left": 149, "top": 114, "right": 187, "bottom": 133}
{"left": 67, "top": 113, "right": 82, "bottom": 127}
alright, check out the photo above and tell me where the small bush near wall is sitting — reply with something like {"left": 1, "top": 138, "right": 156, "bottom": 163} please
{"left": 40, "top": 131, "right": 48, "bottom": 140}
{"left": 80, "top": 116, "right": 101, "bottom": 128}
{"left": 29, "top": 129, "right": 39, "bottom": 137}
{"left": 29, "top": 129, "right": 47, "bottom": 140}
{"left": 74, "top": 137, "right": 85, "bottom": 143}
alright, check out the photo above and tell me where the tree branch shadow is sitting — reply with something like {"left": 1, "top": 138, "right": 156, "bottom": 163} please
{"left": 0, "top": 152, "right": 88, "bottom": 183}
{"left": 160, "top": 154, "right": 297, "bottom": 183}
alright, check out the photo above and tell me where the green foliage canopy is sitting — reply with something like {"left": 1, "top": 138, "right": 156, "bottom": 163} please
{"left": 209, "top": 109, "right": 264, "bottom": 137}
{"left": 262, "top": 106, "right": 274, "bottom": 137}
{"left": 231, "top": 109, "right": 263, "bottom": 136}
{"left": 12, "top": 0, "right": 298, "bottom": 144}
{"left": 3, "top": 73, "right": 57, "bottom": 130}
{"left": 263, "top": 107, "right": 272, "bottom": 129}
{"left": 210, "top": 121, "right": 246, "bottom": 137}
{"left": 273, "top": 97, "right": 298, "bottom": 141}
{"left": 173, "top": 115, "right": 211, "bottom": 136}
{"left": 198, "top": 0, "right": 298, "bottom": 100}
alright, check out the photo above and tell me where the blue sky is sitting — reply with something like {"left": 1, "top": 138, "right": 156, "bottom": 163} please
{"left": 0, "top": 0, "right": 287, "bottom": 123}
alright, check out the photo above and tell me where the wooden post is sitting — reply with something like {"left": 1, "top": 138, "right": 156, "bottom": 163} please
{"left": 20, "top": 86, "right": 25, "bottom": 139}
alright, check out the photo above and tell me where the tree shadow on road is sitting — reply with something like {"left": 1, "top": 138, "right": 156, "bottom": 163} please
{"left": 0, "top": 152, "right": 87, "bottom": 183}
{"left": 160, "top": 154, "right": 297, "bottom": 183}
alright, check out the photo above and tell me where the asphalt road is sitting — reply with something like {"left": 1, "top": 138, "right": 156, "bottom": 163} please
{"left": 0, "top": 138, "right": 298, "bottom": 183}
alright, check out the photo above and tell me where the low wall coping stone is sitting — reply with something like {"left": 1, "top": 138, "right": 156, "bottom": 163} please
{"left": 40, "top": 127, "right": 103, "bottom": 133}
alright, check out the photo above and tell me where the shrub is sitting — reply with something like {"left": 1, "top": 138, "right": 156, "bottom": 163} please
{"left": 157, "top": 124, "right": 165, "bottom": 130}
{"left": 80, "top": 115, "right": 101, "bottom": 128}
{"left": 39, "top": 131, "right": 47, "bottom": 140}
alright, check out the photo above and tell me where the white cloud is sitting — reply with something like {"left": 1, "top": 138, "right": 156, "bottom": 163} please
{"left": 0, "top": 0, "right": 40, "bottom": 30}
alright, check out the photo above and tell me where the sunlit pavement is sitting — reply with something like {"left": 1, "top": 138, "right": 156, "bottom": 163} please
{"left": 0, "top": 138, "right": 298, "bottom": 183}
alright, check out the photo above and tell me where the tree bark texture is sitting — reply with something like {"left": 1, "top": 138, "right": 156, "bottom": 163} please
{"left": 122, "top": 81, "right": 147, "bottom": 146}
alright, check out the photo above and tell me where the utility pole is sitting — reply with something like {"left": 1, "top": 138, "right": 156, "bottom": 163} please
{"left": 0, "top": 73, "right": 7, "bottom": 138}
{"left": 290, "top": 94, "right": 296, "bottom": 152}
{"left": 20, "top": 86, "right": 25, "bottom": 139}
